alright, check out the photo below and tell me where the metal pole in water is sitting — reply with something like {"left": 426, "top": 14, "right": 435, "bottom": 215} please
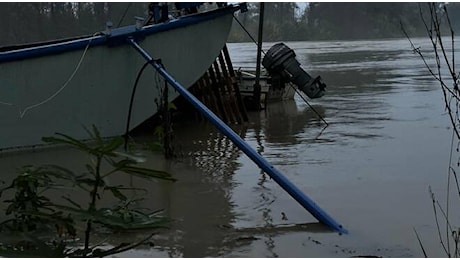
{"left": 253, "top": 2, "right": 265, "bottom": 109}
{"left": 128, "top": 38, "right": 347, "bottom": 234}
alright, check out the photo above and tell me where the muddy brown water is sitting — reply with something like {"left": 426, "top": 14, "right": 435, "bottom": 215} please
{"left": 0, "top": 37, "right": 459, "bottom": 257}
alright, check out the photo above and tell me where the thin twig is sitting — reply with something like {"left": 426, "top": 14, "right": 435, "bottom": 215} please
{"left": 435, "top": 199, "right": 455, "bottom": 235}
{"left": 429, "top": 187, "right": 450, "bottom": 256}
{"left": 401, "top": 6, "right": 460, "bottom": 141}
{"left": 414, "top": 227, "right": 428, "bottom": 257}
{"left": 450, "top": 167, "right": 460, "bottom": 199}
{"left": 447, "top": 129, "right": 455, "bottom": 255}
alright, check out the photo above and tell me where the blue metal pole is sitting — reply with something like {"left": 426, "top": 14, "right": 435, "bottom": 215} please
{"left": 128, "top": 38, "right": 347, "bottom": 234}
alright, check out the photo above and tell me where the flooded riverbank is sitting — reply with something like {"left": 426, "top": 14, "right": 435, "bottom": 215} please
{"left": 1, "top": 37, "right": 458, "bottom": 257}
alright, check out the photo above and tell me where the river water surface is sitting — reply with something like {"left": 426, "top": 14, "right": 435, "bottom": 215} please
{"left": 1, "top": 38, "right": 459, "bottom": 257}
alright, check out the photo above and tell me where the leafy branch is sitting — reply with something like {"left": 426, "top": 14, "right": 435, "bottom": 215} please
{"left": 0, "top": 125, "right": 175, "bottom": 257}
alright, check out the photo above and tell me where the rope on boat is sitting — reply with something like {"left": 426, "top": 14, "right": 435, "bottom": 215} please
{"left": 0, "top": 100, "right": 13, "bottom": 106}
{"left": 4, "top": 4, "right": 137, "bottom": 118}
{"left": 19, "top": 40, "right": 91, "bottom": 118}
{"left": 0, "top": 33, "right": 96, "bottom": 118}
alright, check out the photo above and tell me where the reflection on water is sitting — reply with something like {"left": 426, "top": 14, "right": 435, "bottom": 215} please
{"left": 1, "top": 37, "right": 460, "bottom": 257}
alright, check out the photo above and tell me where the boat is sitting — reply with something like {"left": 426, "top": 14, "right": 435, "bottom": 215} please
{"left": 236, "top": 42, "right": 327, "bottom": 109}
{"left": 0, "top": 3, "right": 346, "bottom": 232}
{"left": 0, "top": 3, "right": 245, "bottom": 151}
{"left": 236, "top": 69, "right": 296, "bottom": 108}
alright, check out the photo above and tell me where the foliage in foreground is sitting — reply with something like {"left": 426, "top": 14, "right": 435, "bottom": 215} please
{"left": 0, "top": 126, "right": 175, "bottom": 257}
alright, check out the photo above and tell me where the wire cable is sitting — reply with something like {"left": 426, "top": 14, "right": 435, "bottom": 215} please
{"left": 117, "top": 3, "right": 132, "bottom": 28}
{"left": 124, "top": 60, "right": 151, "bottom": 151}
{"left": 233, "top": 14, "right": 266, "bottom": 56}
{"left": 290, "top": 85, "right": 329, "bottom": 126}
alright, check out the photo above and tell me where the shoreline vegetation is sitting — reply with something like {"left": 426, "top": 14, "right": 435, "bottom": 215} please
{"left": 0, "top": 3, "right": 459, "bottom": 47}
{"left": 229, "top": 2, "right": 460, "bottom": 42}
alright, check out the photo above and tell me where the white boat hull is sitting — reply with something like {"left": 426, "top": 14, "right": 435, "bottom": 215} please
{"left": 0, "top": 9, "right": 235, "bottom": 150}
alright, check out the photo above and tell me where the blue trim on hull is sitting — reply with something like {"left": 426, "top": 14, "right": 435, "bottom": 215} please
{"left": 0, "top": 4, "right": 242, "bottom": 63}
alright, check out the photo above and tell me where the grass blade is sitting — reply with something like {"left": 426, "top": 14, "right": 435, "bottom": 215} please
{"left": 414, "top": 227, "right": 428, "bottom": 257}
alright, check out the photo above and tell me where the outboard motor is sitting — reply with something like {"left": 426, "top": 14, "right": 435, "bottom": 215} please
{"left": 262, "top": 43, "right": 326, "bottom": 99}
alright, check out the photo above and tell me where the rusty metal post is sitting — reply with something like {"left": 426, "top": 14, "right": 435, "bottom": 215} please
{"left": 208, "top": 64, "right": 230, "bottom": 123}
{"left": 253, "top": 2, "right": 265, "bottom": 109}
{"left": 213, "top": 60, "right": 236, "bottom": 123}
{"left": 217, "top": 52, "right": 242, "bottom": 124}
{"left": 222, "top": 44, "right": 248, "bottom": 122}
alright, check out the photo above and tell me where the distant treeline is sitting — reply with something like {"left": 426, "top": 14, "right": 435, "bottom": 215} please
{"left": 1, "top": 2, "right": 459, "bottom": 46}
{"left": 0, "top": 3, "right": 148, "bottom": 46}
{"left": 229, "top": 2, "right": 460, "bottom": 42}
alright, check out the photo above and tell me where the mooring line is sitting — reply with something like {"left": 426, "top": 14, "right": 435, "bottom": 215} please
{"left": 232, "top": 14, "right": 267, "bottom": 56}
{"left": 291, "top": 85, "right": 329, "bottom": 126}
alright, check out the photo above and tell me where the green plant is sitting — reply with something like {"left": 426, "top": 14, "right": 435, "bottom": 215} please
{"left": 0, "top": 126, "right": 175, "bottom": 257}
{"left": 0, "top": 166, "right": 69, "bottom": 232}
